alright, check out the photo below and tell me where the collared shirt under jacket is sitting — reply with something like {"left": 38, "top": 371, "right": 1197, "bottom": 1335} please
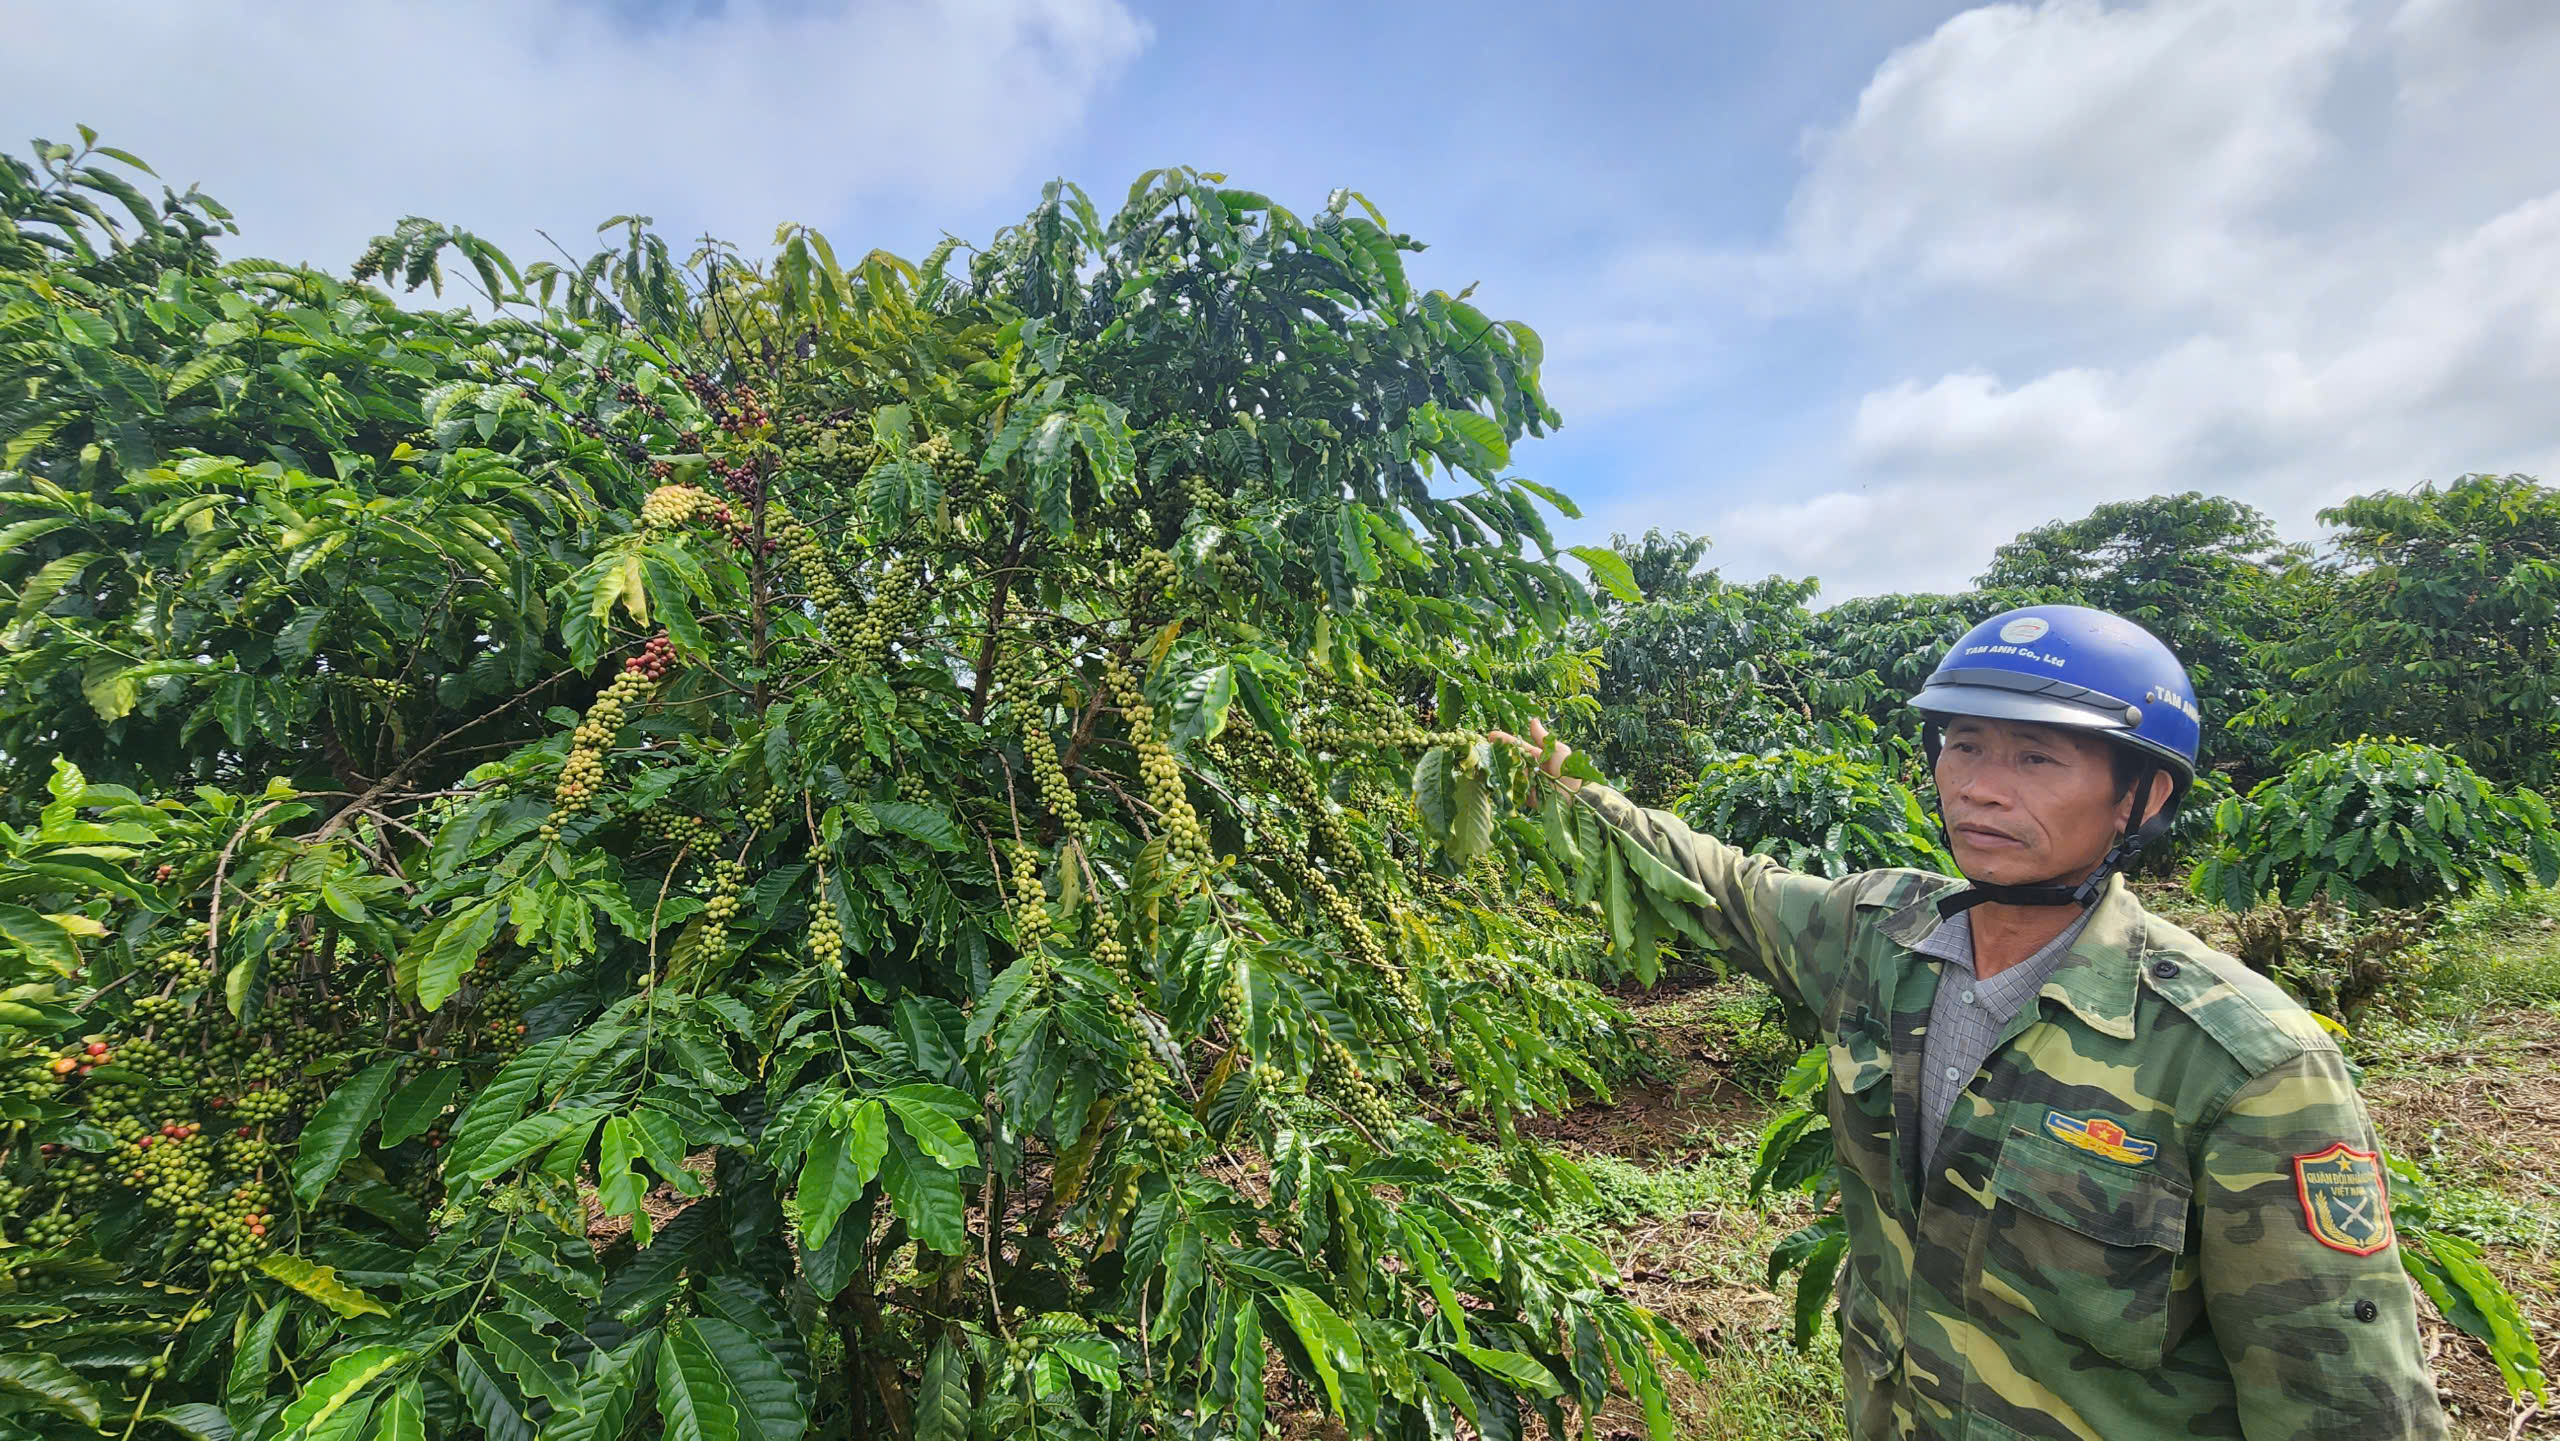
{"left": 1581, "top": 784, "right": 2444, "bottom": 1441}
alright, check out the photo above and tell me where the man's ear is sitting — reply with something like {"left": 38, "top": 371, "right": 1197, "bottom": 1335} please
{"left": 2136, "top": 770, "right": 2174, "bottom": 829}
{"left": 2115, "top": 768, "right": 2171, "bottom": 833}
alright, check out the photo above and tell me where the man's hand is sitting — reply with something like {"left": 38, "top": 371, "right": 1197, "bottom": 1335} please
{"left": 1488, "top": 718, "right": 1583, "bottom": 795}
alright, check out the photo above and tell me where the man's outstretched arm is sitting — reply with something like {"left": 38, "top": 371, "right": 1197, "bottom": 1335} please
{"left": 1490, "top": 719, "right": 1859, "bottom": 1015}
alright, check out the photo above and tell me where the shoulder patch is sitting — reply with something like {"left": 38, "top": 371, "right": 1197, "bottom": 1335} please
{"left": 2293, "top": 1143, "right": 2394, "bottom": 1255}
{"left": 2136, "top": 918, "right": 2333, "bottom": 1076}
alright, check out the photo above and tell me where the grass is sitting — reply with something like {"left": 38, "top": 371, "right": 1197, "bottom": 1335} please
{"left": 1532, "top": 980, "right": 1850, "bottom": 1441}
{"left": 2398, "top": 883, "right": 2560, "bottom": 1015}
{"left": 1559, "top": 1146, "right": 1850, "bottom": 1441}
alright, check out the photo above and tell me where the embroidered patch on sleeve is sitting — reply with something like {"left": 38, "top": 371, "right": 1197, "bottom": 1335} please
{"left": 2044, "top": 1109, "right": 2158, "bottom": 1165}
{"left": 2293, "top": 1143, "right": 2393, "bottom": 1255}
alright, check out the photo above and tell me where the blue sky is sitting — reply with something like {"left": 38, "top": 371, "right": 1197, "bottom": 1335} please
{"left": 8, "top": 0, "right": 2559, "bottom": 596}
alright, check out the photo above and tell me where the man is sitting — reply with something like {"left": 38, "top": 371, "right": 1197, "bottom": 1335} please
{"left": 1497, "top": 605, "right": 2443, "bottom": 1440}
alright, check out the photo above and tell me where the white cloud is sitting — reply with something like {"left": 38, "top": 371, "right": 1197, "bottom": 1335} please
{"left": 1725, "top": 188, "right": 2560, "bottom": 593}
{"left": 1561, "top": 0, "right": 2560, "bottom": 598}
{"left": 1785, "top": 0, "right": 2354, "bottom": 310}
{"left": 0, "top": 0, "right": 1149, "bottom": 275}
{"left": 2389, "top": 0, "right": 2560, "bottom": 106}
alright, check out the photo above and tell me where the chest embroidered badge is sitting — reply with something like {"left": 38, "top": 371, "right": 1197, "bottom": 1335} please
{"left": 2044, "top": 1109, "right": 2158, "bottom": 1165}
{"left": 2292, "top": 1143, "right": 2394, "bottom": 1255}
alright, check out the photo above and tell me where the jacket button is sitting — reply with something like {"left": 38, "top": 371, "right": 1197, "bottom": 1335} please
{"left": 2150, "top": 959, "right": 2181, "bottom": 980}
{"left": 2354, "top": 1298, "right": 2379, "bottom": 1323}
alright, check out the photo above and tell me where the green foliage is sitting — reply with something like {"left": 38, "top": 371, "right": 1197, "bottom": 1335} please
{"left": 2246, "top": 474, "right": 2560, "bottom": 789}
{"left": 1573, "top": 531, "right": 1875, "bottom": 804}
{"left": 2388, "top": 1148, "right": 2549, "bottom": 1402}
{"left": 1675, "top": 737, "right": 1950, "bottom": 880}
{"left": 0, "top": 136, "right": 648, "bottom": 806}
{"left": 2189, "top": 739, "right": 2560, "bottom": 911}
{"left": 1746, "top": 1047, "right": 1840, "bottom": 1351}
{"left": 1543, "top": 787, "right": 1735, "bottom": 986}
{"left": 0, "top": 137, "right": 1713, "bottom": 1441}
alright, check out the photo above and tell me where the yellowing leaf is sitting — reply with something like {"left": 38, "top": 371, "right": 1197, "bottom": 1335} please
{"left": 275, "top": 1346, "right": 407, "bottom": 1441}
{"left": 258, "top": 1255, "right": 393, "bottom": 1319}
{"left": 620, "top": 551, "right": 650, "bottom": 626}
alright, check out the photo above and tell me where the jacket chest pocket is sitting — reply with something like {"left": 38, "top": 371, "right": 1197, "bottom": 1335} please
{"left": 1826, "top": 1011, "right": 1896, "bottom": 1195}
{"left": 1980, "top": 1127, "right": 2191, "bottom": 1369}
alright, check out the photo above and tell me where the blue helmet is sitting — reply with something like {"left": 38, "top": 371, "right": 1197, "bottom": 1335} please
{"left": 1909, "top": 604, "right": 2199, "bottom": 784}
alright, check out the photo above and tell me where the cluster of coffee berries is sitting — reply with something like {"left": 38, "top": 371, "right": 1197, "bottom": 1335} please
{"left": 609, "top": 374, "right": 675, "bottom": 431}
{"left": 1315, "top": 1032, "right": 1401, "bottom": 1138}
{"left": 127, "top": 1119, "right": 212, "bottom": 1200}
{"left": 1098, "top": 920, "right": 1187, "bottom": 1154}
{"left": 716, "top": 384, "right": 771, "bottom": 436}
{"left": 849, "top": 551, "right": 924, "bottom": 663}
{"left": 705, "top": 455, "right": 768, "bottom": 507}
{"left": 147, "top": 944, "right": 211, "bottom": 981}
{"left": 929, "top": 434, "right": 993, "bottom": 504}
{"left": 910, "top": 431, "right": 959, "bottom": 473}
{"left": 542, "top": 636, "right": 675, "bottom": 840}
{"left": 1175, "top": 474, "right": 1257, "bottom": 589}
{"left": 1107, "top": 660, "right": 1210, "bottom": 868}
{"left": 226, "top": 1082, "right": 295, "bottom": 1125}
{"left": 18, "top": 1208, "right": 77, "bottom": 1248}
{"left": 1301, "top": 681, "right": 1475, "bottom": 753}
{"left": 128, "top": 993, "right": 189, "bottom": 1030}
{"left": 1243, "top": 729, "right": 1369, "bottom": 882}
{"left": 1007, "top": 844, "right": 1053, "bottom": 963}
{"left": 672, "top": 371, "right": 771, "bottom": 437}
{"left": 202, "top": 1180, "right": 277, "bottom": 1276}
{"left": 475, "top": 1005, "right": 528, "bottom": 1058}
{"left": 1219, "top": 961, "right": 1251, "bottom": 1036}
{"left": 335, "top": 673, "right": 413, "bottom": 704}
{"left": 112, "top": 1034, "right": 191, "bottom": 1092}
{"left": 1126, "top": 548, "right": 1180, "bottom": 597}
{"left": 1019, "top": 702, "right": 1083, "bottom": 840}
{"left": 702, "top": 855, "right": 748, "bottom": 926}
{"left": 805, "top": 861, "right": 844, "bottom": 978}
{"left": 1233, "top": 813, "right": 1433, "bottom": 1039}
{"left": 647, "top": 810, "right": 721, "bottom": 857}
{"left": 1121, "top": 1051, "right": 1188, "bottom": 1152}
{"left": 47, "top": 1037, "right": 113, "bottom": 1082}
{"left": 1179, "top": 471, "right": 1223, "bottom": 513}
{"left": 801, "top": 420, "right": 878, "bottom": 478}
{"left": 641, "top": 482, "right": 718, "bottom": 531}
{"left": 640, "top": 482, "right": 752, "bottom": 548}
{"left": 773, "top": 514, "right": 860, "bottom": 637}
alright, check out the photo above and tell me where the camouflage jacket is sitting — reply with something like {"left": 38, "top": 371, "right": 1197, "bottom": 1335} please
{"left": 1581, "top": 785, "right": 2445, "bottom": 1440}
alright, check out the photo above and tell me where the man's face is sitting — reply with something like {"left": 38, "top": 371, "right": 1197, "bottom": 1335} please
{"left": 1934, "top": 717, "right": 2147, "bottom": 888}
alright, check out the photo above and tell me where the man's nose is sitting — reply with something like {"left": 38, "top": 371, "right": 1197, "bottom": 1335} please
{"left": 1950, "top": 761, "right": 2011, "bottom": 808}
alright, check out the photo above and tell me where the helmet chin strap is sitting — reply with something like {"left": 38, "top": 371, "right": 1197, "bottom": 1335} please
{"left": 1932, "top": 803, "right": 2178, "bottom": 920}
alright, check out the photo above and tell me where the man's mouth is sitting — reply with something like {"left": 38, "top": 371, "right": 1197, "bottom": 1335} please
{"left": 1952, "top": 823, "right": 2024, "bottom": 848}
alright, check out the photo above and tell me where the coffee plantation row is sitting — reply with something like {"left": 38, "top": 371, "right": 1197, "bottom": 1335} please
{"left": 4, "top": 130, "right": 2556, "bottom": 1441}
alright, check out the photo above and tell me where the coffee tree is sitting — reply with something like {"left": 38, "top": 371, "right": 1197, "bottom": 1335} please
{"left": 0, "top": 144, "right": 1707, "bottom": 1441}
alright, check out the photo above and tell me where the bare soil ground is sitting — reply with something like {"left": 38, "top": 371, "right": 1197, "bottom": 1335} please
{"left": 2361, "top": 1015, "right": 2560, "bottom": 1437}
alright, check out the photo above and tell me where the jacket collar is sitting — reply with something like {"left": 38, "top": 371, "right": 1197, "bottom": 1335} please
{"left": 1881, "top": 872, "right": 2146, "bottom": 1040}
